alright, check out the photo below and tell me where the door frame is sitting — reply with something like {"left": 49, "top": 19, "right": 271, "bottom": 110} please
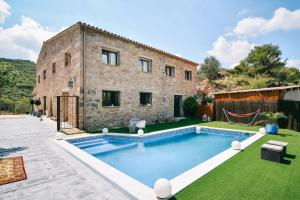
{"left": 174, "top": 95, "right": 182, "bottom": 117}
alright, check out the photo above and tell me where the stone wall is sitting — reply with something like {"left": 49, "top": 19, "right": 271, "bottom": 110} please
{"left": 83, "top": 28, "right": 197, "bottom": 129}
{"left": 34, "top": 25, "right": 83, "bottom": 127}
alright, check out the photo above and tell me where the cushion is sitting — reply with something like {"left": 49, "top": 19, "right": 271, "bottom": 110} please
{"left": 267, "top": 140, "right": 288, "bottom": 147}
{"left": 261, "top": 144, "right": 283, "bottom": 152}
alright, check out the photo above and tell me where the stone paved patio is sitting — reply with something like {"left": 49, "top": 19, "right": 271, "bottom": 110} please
{"left": 0, "top": 115, "right": 134, "bottom": 200}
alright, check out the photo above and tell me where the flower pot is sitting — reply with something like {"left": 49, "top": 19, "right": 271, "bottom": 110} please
{"left": 266, "top": 124, "right": 278, "bottom": 135}
{"left": 37, "top": 111, "right": 42, "bottom": 118}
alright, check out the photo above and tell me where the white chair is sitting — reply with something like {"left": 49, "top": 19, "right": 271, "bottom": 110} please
{"left": 128, "top": 118, "right": 140, "bottom": 133}
{"left": 136, "top": 120, "right": 147, "bottom": 132}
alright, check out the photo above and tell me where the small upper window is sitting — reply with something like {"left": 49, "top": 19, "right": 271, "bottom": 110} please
{"left": 140, "top": 59, "right": 151, "bottom": 73}
{"left": 165, "top": 66, "right": 175, "bottom": 77}
{"left": 102, "top": 90, "right": 120, "bottom": 107}
{"left": 102, "top": 49, "right": 118, "bottom": 65}
{"left": 140, "top": 92, "right": 152, "bottom": 106}
{"left": 43, "top": 70, "right": 46, "bottom": 79}
{"left": 185, "top": 70, "right": 192, "bottom": 80}
{"left": 52, "top": 63, "right": 56, "bottom": 73}
{"left": 65, "top": 53, "right": 71, "bottom": 66}
{"left": 37, "top": 75, "right": 40, "bottom": 83}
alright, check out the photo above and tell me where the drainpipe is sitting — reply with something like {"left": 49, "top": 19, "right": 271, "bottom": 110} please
{"left": 82, "top": 25, "right": 87, "bottom": 129}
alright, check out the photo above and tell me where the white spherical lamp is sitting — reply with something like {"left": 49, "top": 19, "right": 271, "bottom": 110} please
{"left": 154, "top": 178, "right": 172, "bottom": 199}
{"left": 56, "top": 132, "right": 64, "bottom": 140}
{"left": 138, "top": 129, "right": 144, "bottom": 136}
{"left": 102, "top": 128, "right": 108, "bottom": 134}
{"left": 259, "top": 127, "right": 266, "bottom": 134}
{"left": 196, "top": 126, "right": 201, "bottom": 134}
{"left": 231, "top": 140, "right": 241, "bottom": 150}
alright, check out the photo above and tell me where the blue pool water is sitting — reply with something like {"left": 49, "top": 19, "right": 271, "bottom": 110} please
{"left": 68, "top": 127, "right": 251, "bottom": 188}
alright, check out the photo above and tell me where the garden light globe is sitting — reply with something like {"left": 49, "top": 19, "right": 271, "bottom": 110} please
{"left": 102, "top": 128, "right": 108, "bottom": 134}
{"left": 259, "top": 127, "right": 266, "bottom": 134}
{"left": 231, "top": 140, "right": 241, "bottom": 150}
{"left": 154, "top": 178, "right": 172, "bottom": 199}
{"left": 138, "top": 129, "right": 144, "bottom": 136}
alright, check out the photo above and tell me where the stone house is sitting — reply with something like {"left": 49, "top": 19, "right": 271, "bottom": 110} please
{"left": 34, "top": 22, "right": 198, "bottom": 130}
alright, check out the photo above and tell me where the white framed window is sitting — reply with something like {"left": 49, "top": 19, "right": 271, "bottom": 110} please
{"left": 165, "top": 66, "right": 175, "bottom": 77}
{"left": 139, "top": 58, "right": 151, "bottom": 73}
{"left": 102, "top": 90, "right": 120, "bottom": 107}
{"left": 102, "top": 49, "right": 118, "bottom": 65}
{"left": 140, "top": 92, "right": 152, "bottom": 106}
{"left": 185, "top": 70, "right": 192, "bottom": 80}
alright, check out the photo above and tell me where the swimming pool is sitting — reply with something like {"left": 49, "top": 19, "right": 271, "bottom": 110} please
{"left": 67, "top": 127, "right": 252, "bottom": 188}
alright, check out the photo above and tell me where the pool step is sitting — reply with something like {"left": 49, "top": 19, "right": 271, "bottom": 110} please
{"left": 86, "top": 143, "right": 137, "bottom": 155}
{"left": 74, "top": 139, "right": 109, "bottom": 148}
{"left": 72, "top": 138, "right": 106, "bottom": 146}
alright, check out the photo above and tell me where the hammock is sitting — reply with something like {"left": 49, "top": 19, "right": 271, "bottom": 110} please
{"left": 223, "top": 108, "right": 261, "bottom": 126}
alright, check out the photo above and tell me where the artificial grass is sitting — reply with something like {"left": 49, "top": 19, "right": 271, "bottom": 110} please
{"left": 172, "top": 122, "right": 300, "bottom": 200}
{"left": 108, "top": 118, "right": 202, "bottom": 133}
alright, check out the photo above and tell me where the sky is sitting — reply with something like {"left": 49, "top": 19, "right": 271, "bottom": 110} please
{"left": 0, "top": 0, "right": 300, "bottom": 69}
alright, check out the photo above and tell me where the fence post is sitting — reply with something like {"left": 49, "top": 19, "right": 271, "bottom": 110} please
{"left": 57, "top": 96, "right": 60, "bottom": 131}
{"left": 76, "top": 96, "right": 79, "bottom": 128}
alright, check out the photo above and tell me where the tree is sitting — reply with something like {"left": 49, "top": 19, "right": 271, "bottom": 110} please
{"left": 270, "top": 67, "right": 300, "bottom": 86}
{"left": 238, "top": 44, "right": 286, "bottom": 77}
{"left": 200, "top": 56, "right": 221, "bottom": 82}
{"left": 183, "top": 96, "right": 198, "bottom": 117}
{"left": 0, "top": 62, "right": 19, "bottom": 97}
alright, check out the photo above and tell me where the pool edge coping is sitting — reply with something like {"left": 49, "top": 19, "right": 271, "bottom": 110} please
{"left": 55, "top": 125, "right": 264, "bottom": 200}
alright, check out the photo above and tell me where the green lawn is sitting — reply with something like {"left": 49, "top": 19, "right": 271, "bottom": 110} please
{"left": 108, "top": 118, "right": 202, "bottom": 133}
{"left": 171, "top": 122, "right": 300, "bottom": 200}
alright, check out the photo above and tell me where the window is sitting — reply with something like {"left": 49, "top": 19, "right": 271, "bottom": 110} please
{"left": 185, "top": 70, "right": 192, "bottom": 80}
{"left": 102, "top": 49, "right": 118, "bottom": 65}
{"left": 65, "top": 53, "right": 71, "bottom": 66}
{"left": 102, "top": 91, "right": 120, "bottom": 107}
{"left": 43, "top": 70, "right": 46, "bottom": 79}
{"left": 52, "top": 63, "right": 56, "bottom": 73}
{"left": 140, "top": 59, "right": 151, "bottom": 73}
{"left": 165, "top": 66, "right": 175, "bottom": 77}
{"left": 37, "top": 75, "right": 40, "bottom": 83}
{"left": 140, "top": 92, "right": 152, "bottom": 106}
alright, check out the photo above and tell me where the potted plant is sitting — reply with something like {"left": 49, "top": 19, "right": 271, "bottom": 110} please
{"left": 29, "top": 98, "right": 35, "bottom": 115}
{"left": 259, "top": 112, "right": 287, "bottom": 134}
{"left": 35, "top": 99, "right": 42, "bottom": 117}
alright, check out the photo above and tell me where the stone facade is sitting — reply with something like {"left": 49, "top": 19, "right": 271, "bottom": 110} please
{"left": 34, "top": 22, "right": 198, "bottom": 130}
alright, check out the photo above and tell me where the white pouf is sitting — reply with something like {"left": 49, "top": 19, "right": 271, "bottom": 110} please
{"left": 138, "top": 129, "right": 144, "bottom": 136}
{"left": 102, "top": 128, "right": 108, "bottom": 134}
{"left": 154, "top": 178, "right": 172, "bottom": 199}
{"left": 56, "top": 132, "right": 64, "bottom": 140}
{"left": 259, "top": 127, "right": 266, "bottom": 134}
{"left": 231, "top": 140, "right": 241, "bottom": 150}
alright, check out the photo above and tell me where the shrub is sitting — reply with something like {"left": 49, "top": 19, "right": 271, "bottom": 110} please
{"left": 183, "top": 96, "right": 198, "bottom": 117}
{"left": 0, "top": 98, "right": 15, "bottom": 112}
{"left": 15, "top": 100, "right": 31, "bottom": 114}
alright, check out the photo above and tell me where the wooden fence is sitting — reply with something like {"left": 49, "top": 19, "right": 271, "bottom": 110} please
{"left": 214, "top": 100, "right": 300, "bottom": 132}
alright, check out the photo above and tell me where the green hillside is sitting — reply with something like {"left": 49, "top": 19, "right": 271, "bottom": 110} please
{"left": 0, "top": 58, "right": 36, "bottom": 114}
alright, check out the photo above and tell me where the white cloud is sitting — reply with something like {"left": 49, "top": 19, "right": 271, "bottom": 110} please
{"left": 233, "top": 7, "right": 300, "bottom": 37}
{"left": 207, "top": 36, "right": 254, "bottom": 67}
{"left": 0, "top": 0, "right": 10, "bottom": 23}
{"left": 287, "top": 59, "right": 300, "bottom": 69}
{"left": 0, "top": 16, "right": 57, "bottom": 61}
